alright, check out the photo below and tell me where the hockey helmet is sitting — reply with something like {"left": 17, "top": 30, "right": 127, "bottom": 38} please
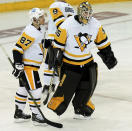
{"left": 77, "top": 1, "right": 93, "bottom": 24}
{"left": 29, "top": 8, "right": 44, "bottom": 22}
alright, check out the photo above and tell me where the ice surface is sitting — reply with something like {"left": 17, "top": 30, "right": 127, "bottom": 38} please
{"left": 0, "top": 1, "right": 132, "bottom": 131}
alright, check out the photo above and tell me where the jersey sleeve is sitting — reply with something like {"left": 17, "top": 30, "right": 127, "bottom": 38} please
{"left": 53, "top": 26, "right": 67, "bottom": 50}
{"left": 49, "top": 7, "right": 65, "bottom": 29}
{"left": 94, "top": 26, "right": 111, "bottom": 50}
{"left": 12, "top": 31, "right": 35, "bottom": 63}
{"left": 13, "top": 32, "right": 35, "bottom": 55}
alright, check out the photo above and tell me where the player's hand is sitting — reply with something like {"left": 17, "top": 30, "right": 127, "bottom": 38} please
{"left": 97, "top": 51, "right": 117, "bottom": 69}
{"left": 12, "top": 63, "right": 24, "bottom": 78}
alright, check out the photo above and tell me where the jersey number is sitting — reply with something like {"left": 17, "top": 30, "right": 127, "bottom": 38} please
{"left": 56, "top": 29, "right": 61, "bottom": 37}
{"left": 20, "top": 37, "right": 32, "bottom": 46}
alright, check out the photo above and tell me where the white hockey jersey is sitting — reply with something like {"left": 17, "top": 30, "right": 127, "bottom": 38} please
{"left": 48, "top": 1, "right": 75, "bottom": 39}
{"left": 53, "top": 16, "right": 111, "bottom": 66}
{"left": 13, "top": 24, "right": 45, "bottom": 70}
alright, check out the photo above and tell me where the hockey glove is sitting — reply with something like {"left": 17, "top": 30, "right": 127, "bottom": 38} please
{"left": 97, "top": 46, "right": 117, "bottom": 69}
{"left": 48, "top": 47, "right": 63, "bottom": 71}
{"left": 12, "top": 63, "right": 24, "bottom": 78}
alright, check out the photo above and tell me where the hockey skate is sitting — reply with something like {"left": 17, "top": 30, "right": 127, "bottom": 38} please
{"left": 32, "top": 113, "right": 47, "bottom": 126}
{"left": 14, "top": 105, "right": 31, "bottom": 122}
{"left": 73, "top": 106, "right": 94, "bottom": 120}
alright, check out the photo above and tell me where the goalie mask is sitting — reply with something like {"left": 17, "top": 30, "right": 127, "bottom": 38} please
{"left": 77, "top": 2, "right": 93, "bottom": 25}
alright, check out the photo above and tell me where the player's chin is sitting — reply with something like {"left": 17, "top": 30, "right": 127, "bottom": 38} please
{"left": 41, "top": 23, "right": 45, "bottom": 25}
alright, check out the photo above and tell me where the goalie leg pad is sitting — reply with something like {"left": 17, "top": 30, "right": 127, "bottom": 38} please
{"left": 72, "top": 62, "right": 98, "bottom": 116}
{"left": 47, "top": 67, "right": 82, "bottom": 116}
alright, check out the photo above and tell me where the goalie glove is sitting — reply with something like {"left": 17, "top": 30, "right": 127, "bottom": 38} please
{"left": 12, "top": 63, "right": 24, "bottom": 78}
{"left": 97, "top": 46, "right": 117, "bottom": 69}
{"left": 48, "top": 46, "right": 63, "bottom": 73}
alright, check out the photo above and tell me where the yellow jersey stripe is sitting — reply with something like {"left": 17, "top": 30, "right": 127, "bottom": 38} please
{"left": 23, "top": 59, "right": 42, "bottom": 64}
{"left": 24, "top": 66, "right": 39, "bottom": 71}
{"left": 25, "top": 69, "right": 35, "bottom": 90}
{"left": 64, "top": 50, "right": 91, "bottom": 58}
{"left": 55, "top": 19, "right": 65, "bottom": 28}
{"left": 63, "top": 57, "right": 93, "bottom": 65}
{"left": 44, "top": 70, "right": 54, "bottom": 74}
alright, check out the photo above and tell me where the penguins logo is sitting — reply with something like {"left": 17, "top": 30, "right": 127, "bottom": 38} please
{"left": 74, "top": 32, "right": 92, "bottom": 52}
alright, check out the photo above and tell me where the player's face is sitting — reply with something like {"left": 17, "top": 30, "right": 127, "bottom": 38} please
{"left": 82, "top": 11, "right": 89, "bottom": 19}
{"left": 38, "top": 15, "right": 45, "bottom": 25}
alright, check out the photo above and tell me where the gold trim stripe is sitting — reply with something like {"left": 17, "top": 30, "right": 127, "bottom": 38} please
{"left": 24, "top": 66, "right": 39, "bottom": 71}
{"left": 55, "top": 19, "right": 65, "bottom": 27}
{"left": 28, "top": 101, "right": 41, "bottom": 105}
{"left": 64, "top": 50, "right": 91, "bottom": 58}
{"left": 44, "top": 70, "right": 54, "bottom": 74}
{"left": 63, "top": 57, "right": 93, "bottom": 65}
{"left": 23, "top": 59, "right": 42, "bottom": 64}
{"left": 15, "top": 96, "right": 27, "bottom": 102}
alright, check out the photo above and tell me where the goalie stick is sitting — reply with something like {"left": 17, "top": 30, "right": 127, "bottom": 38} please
{"left": 0, "top": 44, "right": 63, "bottom": 128}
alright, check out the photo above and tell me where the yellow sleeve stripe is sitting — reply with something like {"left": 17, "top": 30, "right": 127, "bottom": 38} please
{"left": 54, "top": 27, "right": 67, "bottom": 45}
{"left": 23, "top": 59, "right": 42, "bottom": 64}
{"left": 17, "top": 32, "right": 35, "bottom": 50}
{"left": 64, "top": 50, "right": 90, "bottom": 58}
{"left": 52, "top": 44, "right": 65, "bottom": 51}
{"left": 95, "top": 26, "right": 107, "bottom": 44}
{"left": 55, "top": 19, "right": 65, "bottom": 28}
{"left": 95, "top": 36, "right": 108, "bottom": 45}
{"left": 13, "top": 48, "right": 24, "bottom": 54}
{"left": 98, "top": 42, "right": 111, "bottom": 50}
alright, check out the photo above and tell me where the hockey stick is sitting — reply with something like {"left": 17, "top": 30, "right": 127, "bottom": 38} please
{"left": 43, "top": 70, "right": 55, "bottom": 105}
{"left": 0, "top": 44, "right": 63, "bottom": 128}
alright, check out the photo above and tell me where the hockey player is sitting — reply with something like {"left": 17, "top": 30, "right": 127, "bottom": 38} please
{"left": 47, "top": 2, "right": 117, "bottom": 118}
{"left": 12, "top": 8, "right": 51, "bottom": 125}
{"left": 43, "top": 0, "right": 75, "bottom": 101}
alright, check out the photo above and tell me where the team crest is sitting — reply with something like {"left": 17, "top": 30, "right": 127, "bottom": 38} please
{"left": 74, "top": 32, "right": 92, "bottom": 52}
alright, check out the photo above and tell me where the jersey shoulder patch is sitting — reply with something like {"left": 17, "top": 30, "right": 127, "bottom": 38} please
{"left": 17, "top": 32, "right": 35, "bottom": 50}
